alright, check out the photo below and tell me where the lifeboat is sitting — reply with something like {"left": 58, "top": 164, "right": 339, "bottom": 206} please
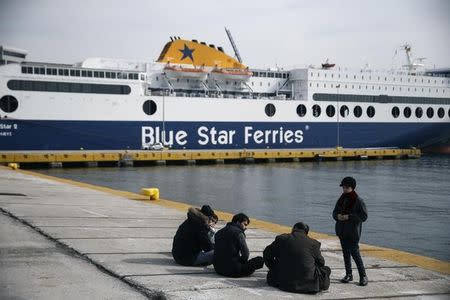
{"left": 164, "top": 65, "right": 209, "bottom": 81}
{"left": 210, "top": 68, "right": 253, "bottom": 81}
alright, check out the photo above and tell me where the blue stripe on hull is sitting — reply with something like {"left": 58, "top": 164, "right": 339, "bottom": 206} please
{"left": 0, "top": 120, "right": 449, "bottom": 150}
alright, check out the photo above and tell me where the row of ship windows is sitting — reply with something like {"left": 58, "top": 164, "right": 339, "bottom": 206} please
{"left": 312, "top": 93, "right": 450, "bottom": 105}
{"left": 252, "top": 71, "right": 289, "bottom": 79}
{"left": 21, "top": 66, "right": 139, "bottom": 80}
{"left": 310, "top": 82, "right": 448, "bottom": 94}
{"left": 263, "top": 103, "right": 449, "bottom": 119}
{"left": 155, "top": 76, "right": 287, "bottom": 88}
{"left": 7, "top": 80, "right": 131, "bottom": 95}
{"left": 310, "top": 72, "right": 450, "bottom": 84}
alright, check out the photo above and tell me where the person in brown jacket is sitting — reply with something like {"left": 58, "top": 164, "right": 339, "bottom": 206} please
{"left": 263, "top": 222, "right": 331, "bottom": 293}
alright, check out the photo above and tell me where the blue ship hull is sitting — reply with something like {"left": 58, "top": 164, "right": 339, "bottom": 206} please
{"left": 1, "top": 120, "right": 449, "bottom": 150}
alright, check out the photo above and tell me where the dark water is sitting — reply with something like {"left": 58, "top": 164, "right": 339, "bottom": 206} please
{"left": 34, "top": 155, "right": 450, "bottom": 261}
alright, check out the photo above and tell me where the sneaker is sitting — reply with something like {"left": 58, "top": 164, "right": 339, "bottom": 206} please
{"left": 359, "top": 275, "right": 368, "bottom": 286}
{"left": 340, "top": 274, "right": 353, "bottom": 283}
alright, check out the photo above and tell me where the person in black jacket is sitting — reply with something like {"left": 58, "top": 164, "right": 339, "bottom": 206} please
{"left": 332, "top": 176, "right": 369, "bottom": 286}
{"left": 263, "top": 222, "right": 331, "bottom": 293}
{"left": 172, "top": 205, "right": 215, "bottom": 266}
{"left": 213, "top": 213, "right": 264, "bottom": 277}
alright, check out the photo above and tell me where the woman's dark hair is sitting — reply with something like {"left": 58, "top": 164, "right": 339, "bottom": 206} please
{"left": 232, "top": 213, "right": 250, "bottom": 224}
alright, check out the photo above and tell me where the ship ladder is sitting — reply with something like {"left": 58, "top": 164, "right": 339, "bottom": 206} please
{"left": 275, "top": 78, "right": 290, "bottom": 96}
{"left": 243, "top": 81, "right": 253, "bottom": 97}
{"left": 200, "top": 81, "right": 209, "bottom": 96}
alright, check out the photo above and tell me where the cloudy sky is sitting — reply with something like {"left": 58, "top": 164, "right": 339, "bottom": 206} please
{"left": 1, "top": 0, "right": 449, "bottom": 70}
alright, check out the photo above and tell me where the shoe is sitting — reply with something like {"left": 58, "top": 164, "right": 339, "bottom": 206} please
{"left": 359, "top": 275, "right": 368, "bottom": 286}
{"left": 340, "top": 274, "right": 353, "bottom": 283}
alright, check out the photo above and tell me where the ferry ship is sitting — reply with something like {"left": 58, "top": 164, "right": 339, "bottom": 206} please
{"left": 0, "top": 35, "right": 449, "bottom": 151}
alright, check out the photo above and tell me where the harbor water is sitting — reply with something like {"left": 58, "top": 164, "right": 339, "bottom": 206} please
{"left": 34, "top": 155, "right": 450, "bottom": 261}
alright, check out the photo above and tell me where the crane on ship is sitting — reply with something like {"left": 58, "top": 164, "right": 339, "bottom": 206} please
{"left": 225, "top": 27, "right": 243, "bottom": 63}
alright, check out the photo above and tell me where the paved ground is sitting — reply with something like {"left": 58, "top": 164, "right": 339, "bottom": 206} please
{"left": 0, "top": 167, "right": 449, "bottom": 299}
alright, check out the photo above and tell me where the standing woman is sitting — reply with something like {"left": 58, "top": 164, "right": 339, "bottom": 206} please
{"left": 333, "top": 176, "right": 369, "bottom": 286}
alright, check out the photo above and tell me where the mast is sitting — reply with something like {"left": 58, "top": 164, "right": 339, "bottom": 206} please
{"left": 225, "top": 27, "right": 242, "bottom": 63}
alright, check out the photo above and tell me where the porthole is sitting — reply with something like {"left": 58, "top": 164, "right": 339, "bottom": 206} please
{"left": 353, "top": 106, "right": 362, "bottom": 118}
{"left": 415, "top": 107, "right": 423, "bottom": 118}
{"left": 296, "top": 104, "right": 307, "bottom": 117}
{"left": 404, "top": 107, "right": 411, "bottom": 118}
{"left": 340, "top": 105, "right": 349, "bottom": 118}
{"left": 448, "top": 108, "right": 450, "bottom": 118}
{"left": 426, "top": 107, "right": 434, "bottom": 118}
{"left": 265, "top": 103, "right": 276, "bottom": 117}
{"left": 142, "top": 100, "right": 157, "bottom": 115}
{"left": 437, "top": 107, "right": 444, "bottom": 118}
{"left": 392, "top": 106, "right": 400, "bottom": 118}
{"left": 326, "top": 105, "right": 335, "bottom": 117}
{"left": 312, "top": 104, "right": 321, "bottom": 117}
{"left": 0, "top": 95, "right": 18, "bottom": 113}
{"left": 367, "top": 106, "right": 375, "bottom": 118}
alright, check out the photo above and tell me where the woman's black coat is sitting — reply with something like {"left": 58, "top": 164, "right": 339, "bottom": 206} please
{"left": 172, "top": 207, "right": 214, "bottom": 266}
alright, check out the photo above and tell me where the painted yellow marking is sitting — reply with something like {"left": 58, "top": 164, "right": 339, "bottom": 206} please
{"left": 5, "top": 165, "right": 447, "bottom": 274}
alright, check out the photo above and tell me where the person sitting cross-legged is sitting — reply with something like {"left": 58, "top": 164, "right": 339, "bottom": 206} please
{"left": 263, "top": 222, "right": 331, "bottom": 294}
{"left": 213, "top": 213, "right": 264, "bottom": 277}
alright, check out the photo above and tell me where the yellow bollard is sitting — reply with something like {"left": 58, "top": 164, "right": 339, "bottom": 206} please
{"left": 8, "top": 163, "right": 19, "bottom": 170}
{"left": 141, "top": 188, "right": 160, "bottom": 200}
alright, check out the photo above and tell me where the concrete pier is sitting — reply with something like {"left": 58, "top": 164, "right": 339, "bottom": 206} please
{"left": 0, "top": 148, "right": 421, "bottom": 168}
{"left": 0, "top": 167, "right": 448, "bottom": 299}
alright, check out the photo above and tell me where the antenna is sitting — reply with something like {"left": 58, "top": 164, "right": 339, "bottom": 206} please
{"left": 225, "top": 27, "right": 242, "bottom": 63}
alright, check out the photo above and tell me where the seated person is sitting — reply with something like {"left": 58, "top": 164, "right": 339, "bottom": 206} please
{"left": 213, "top": 213, "right": 264, "bottom": 277}
{"left": 263, "top": 222, "right": 331, "bottom": 293}
{"left": 172, "top": 205, "right": 215, "bottom": 266}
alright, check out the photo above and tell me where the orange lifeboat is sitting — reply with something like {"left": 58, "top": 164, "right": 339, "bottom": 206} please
{"left": 210, "top": 68, "right": 253, "bottom": 81}
{"left": 164, "top": 65, "right": 209, "bottom": 81}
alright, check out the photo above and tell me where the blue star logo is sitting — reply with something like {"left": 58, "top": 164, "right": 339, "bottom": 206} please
{"left": 179, "top": 44, "right": 195, "bottom": 62}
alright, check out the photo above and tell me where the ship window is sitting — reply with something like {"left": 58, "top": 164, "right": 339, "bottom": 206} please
{"left": 21, "top": 66, "right": 27, "bottom": 73}
{"left": 362, "top": 76, "right": 364, "bottom": 80}
{"left": 326, "top": 104, "right": 335, "bottom": 117}
{"left": 346, "top": 74, "right": 348, "bottom": 78}
{"left": 324, "top": 74, "right": 327, "bottom": 78}
{"left": 353, "top": 75, "right": 356, "bottom": 79}
{"left": 345, "top": 85, "right": 347, "bottom": 89}
{"left": 111, "top": 72, "right": 116, "bottom": 79}
{"left": 310, "top": 72, "right": 313, "bottom": 77}
{"left": 87, "top": 71, "right": 92, "bottom": 77}
{"left": 75, "top": 70, "right": 80, "bottom": 76}
{"left": 340, "top": 105, "right": 349, "bottom": 118}
{"left": 415, "top": 107, "right": 423, "bottom": 118}
{"left": 143, "top": 100, "right": 157, "bottom": 115}
{"left": 312, "top": 104, "right": 321, "bottom": 117}
{"left": 297, "top": 104, "right": 307, "bottom": 117}
{"left": 316, "top": 83, "right": 319, "bottom": 87}
{"left": 82, "top": 70, "right": 87, "bottom": 77}
{"left": 46, "top": 68, "right": 52, "bottom": 75}
{"left": 403, "top": 107, "right": 411, "bottom": 118}
{"left": 106, "top": 72, "right": 111, "bottom": 78}
{"left": 392, "top": 106, "right": 400, "bottom": 118}
{"left": 99, "top": 72, "right": 104, "bottom": 78}
{"left": 324, "top": 84, "right": 326, "bottom": 88}
{"left": 94, "top": 71, "right": 99, "bottom": 78}
{"left": 437, "top": 108, "right": 444, "bottom": 118}
{"left": 260, "top": 82, "right": 262, "bottom": 86}
{"left": 426, "top": 107, "right": 434, "bottom": 118}
{"left": 128, "top": 73, "right": 133, "bottom": 79}
{"left": 70, "top": 70, "right": 75, "bottom": 76}
{"left": 331, "top": 74, "right": 334, "bottom": 78}
{"left": 309, "top": 83, "right": 311, "bottom": 87}
{"left": 64, "top": 69, "right": 69, "bottom": 76}
{"left": 7, "top": 80, "right": 131, "bottom": 95}
{"left": 317, "top": 72, "right": 320, "bottom": 77}
{"left": 268, "top": 82, "right": 270, "bottom": 87}
{"left": 0, "top": 95, "right": 18, "bottom": 113}
{"left": 265, "top": 103, "right": 276, "bottom": 117}
{"left": 367, "top": 106, "right": 375, "bottom": 118}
